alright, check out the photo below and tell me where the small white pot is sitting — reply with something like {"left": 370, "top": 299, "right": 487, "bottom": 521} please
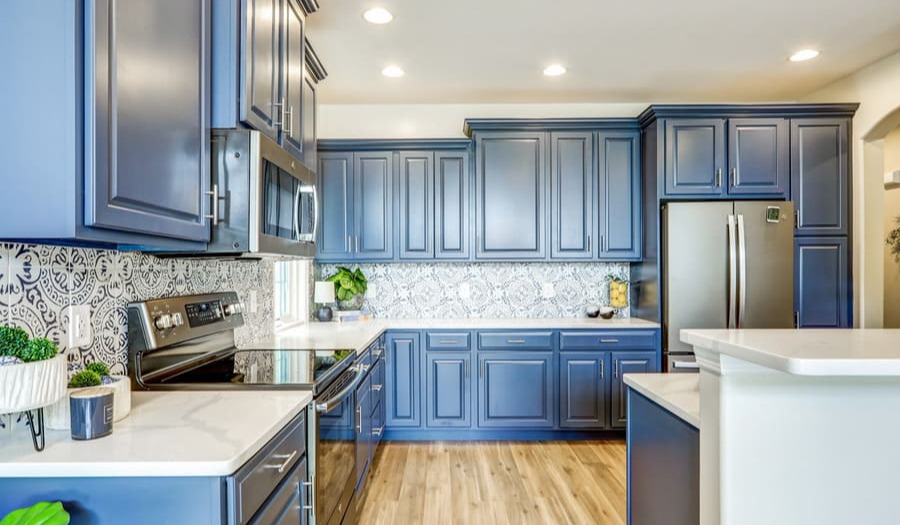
{"left": 45, "top": 375, "right": 132, "bottom": 430}
{"left": 0, "top": 354, "right": 67, "bottom": 414}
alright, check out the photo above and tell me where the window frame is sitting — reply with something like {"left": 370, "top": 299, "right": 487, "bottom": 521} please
{"left": 273, "top": 260, "right": 310, "bottom": 332}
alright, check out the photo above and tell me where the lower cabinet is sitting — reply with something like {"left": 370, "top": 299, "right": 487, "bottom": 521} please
{"left": 559, "top": 352, "right": 609, "bottom": 429}
{"left": 384, "top": 332, "right": 422, "bottom": 428}
{"left": 477, "top": 352, "right": 555, "bottom": 428}
{"left": 426, "top": 352, "right": 472, "bottom": 428}
{"left": 795, "top": 236, "right": 850, "bottom": 328}
{"left": 354, "top": 372, "right": 373, "bottom": 491}
{"left": 610, "top": 351, "right": 656, "bottom": 428}
{"left": 250, "top": 458, "right": 309, "bottom": 525}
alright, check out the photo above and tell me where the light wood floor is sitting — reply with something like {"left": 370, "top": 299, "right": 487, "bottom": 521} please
{"left": 358, "top": 440, "right": 627, "bottom": 525}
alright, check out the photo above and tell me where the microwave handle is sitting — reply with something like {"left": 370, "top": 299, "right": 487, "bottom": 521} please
{"left": 297, "top": 184, "right": 318, "bottom": 242}
{"left": 293, "top": 184, "right": 301, "bottom": 241}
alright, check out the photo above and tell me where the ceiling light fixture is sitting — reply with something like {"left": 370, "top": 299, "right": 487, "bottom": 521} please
{"left": 543, "top": 64, "right": 567, "bottom": 77}
{"left": 789, "top": 49, "right": 820, "bottom": 62}
{"left": 382, "top": 65, "right": 404, "bottom": 78}
{"left": 363, "top": 7, "right": 393, "bottom": 24}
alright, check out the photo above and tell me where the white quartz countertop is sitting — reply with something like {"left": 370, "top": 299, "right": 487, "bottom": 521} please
{"left": 682, "top": 329, "right": 900, "bottom": 376}
{"left": 243, "top": 317, "right": 659, "bottom": 352}
{"left": 623, "top": 373, "right": 700, "bottom": 428}
{"left": 0, "top": 391, "right": 311, "bottom": 478}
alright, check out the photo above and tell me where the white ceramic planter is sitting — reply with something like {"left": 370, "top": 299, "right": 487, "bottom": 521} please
{"left": 45, "top": 375, "right": 132, "bottom": 430}
{"left": 0, "top": 354, "right": 68, "bottom": 413}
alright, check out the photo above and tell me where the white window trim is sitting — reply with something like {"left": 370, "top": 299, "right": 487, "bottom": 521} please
{"left": 274, "top": 260, "right": 310, "bottom": 332}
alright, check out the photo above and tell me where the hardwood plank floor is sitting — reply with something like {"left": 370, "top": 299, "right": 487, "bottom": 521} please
{"left": 358, "top": 440, "right": 627, "bottom": 525}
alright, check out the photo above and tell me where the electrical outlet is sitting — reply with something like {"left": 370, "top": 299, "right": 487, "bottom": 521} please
{"left": 367, "top": 283, "right": 376, "bottom": 300}
{"left": 249, "top": 290, "right": 258, "bottom": 314}
{"left": 459, "top": 283, "right": 471, "bottom": 300}
{"left": 541, "top": 282, "right": 556, "bottom": 299}
{"left": 66, "top": 305, "right": 92, "bottom": 348}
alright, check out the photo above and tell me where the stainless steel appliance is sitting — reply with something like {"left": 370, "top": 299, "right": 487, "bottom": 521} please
{"left": 204, "top": 129, "right": 318, "bottom": 258}
{"left": 127, "top": 292, "right": 363, "bottom": 525}
{"left": 662, "top": 201, "right": 794, "bottom": 372}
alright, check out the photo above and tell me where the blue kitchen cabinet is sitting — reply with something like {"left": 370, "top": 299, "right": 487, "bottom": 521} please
{"left": 399, "top": 151, "right": 435, "bottom": 259}
{"left": 474, "top": 132, "right": 548, "bottom": 259}
{"left": 280, "top": 0, "right": 306, "bottom": 161}
{"left": 355, "top": 151, "right": 395, "bottom": 260}
{"left": 795, "top": 237, "right": 850, "bottom": 328}
{"left": 477, "top": 352, "right": 555, "bottom": 428}
{"left": 610, "top": 351, "right": 656, "bottom": 428}
{"left": 791, "top": 119, "right": 850, "bottom": 236}
{"left": 385, "top": 332, "right": 422, "bottom": 428}
{"left": 559, "top": 352, "right": 609, "bottom": 429}
{"left": 301, "top": 42, "right": 325, "bottom": 172}
{"left": 550, "top": 132, "right": 594, "bottom": 259}
{"left": 241, "top": 0, "right": 282, "bottom": 141}
{"left": 355, "top": 372, "right": 373, "bottom": 491}
{"left": 435, "top": 150, "right": 471, "bottom": 260}
{"left": 425, "top": 352, "right": 472, "bottom": 428}
{"left": 597, "top": 131, "right": 642, "bottom": 261}
{"left": 727, "top": 118, "right": 789, "bottom": 197}
{"left": 316, "top": 152, "right": 355, "bottom": 260}
{"left": 664, "top": 119, "right": 726, "bottom": 196}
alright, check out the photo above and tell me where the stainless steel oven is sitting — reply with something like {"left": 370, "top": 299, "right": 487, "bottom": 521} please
{"left": 206, "top": 129, "right": 317, "bottom": 258}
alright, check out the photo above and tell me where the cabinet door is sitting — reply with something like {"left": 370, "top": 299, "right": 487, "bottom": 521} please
{"left": 316, "top": 152, "right": 354, "bottom": 261}
{"left": 355, "top": 151, "right": 395, "bottom": 260}
{"left": 475, "top": 132, "right": 547, "bottom": 259}
{"left": 399, "top": 151, "right": 434, "bottom": 259}
{"left": 559, "top": 352, "right": 609, "bottom": 429}
{"left": 664, "top": 119, "right": 726, "bottom": 196}
{"left": 280, "top": 0, "right": 305, "bottom": 161}
{"left": 85, "top": 0, "right": 210, "bottom": 242}
{"left": 355, "top": 375, "right": 372, "bottom": 490}
{"left": 597, "top": 131, "right": 642, "bottom": 261}
{"left": 795, "top": 237, "right": 850, "bottom": 328}
{"left": 385, "top": 332, "right": 421, "bottom": 428}
{"left": 610, "top": 351, "right": 656, "bottom": 428}
{"left": 550, "top": 132, "right": 594, "bottom": 259}
{"left": 426, "top": 353, "right": 471, "bottom": 428}
{"left": 477, "top": 352, "right": 554, "bottom": 428}
{"left": 791, "top": 119, "right": 850, "bottom": 236}
{"left": 241, "top": 0, "right": 281, "bottom": 140}
{"left": 435, "top": 150, "right": 471, "bottom": 260}
{"left": 301, "top": 69, "right": 317, "bottom": 171}
{"left": 727, "top": 118, "right": 789, "bottom": 198}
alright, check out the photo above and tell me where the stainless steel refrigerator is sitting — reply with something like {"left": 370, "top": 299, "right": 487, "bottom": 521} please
{"left": 662, "top": 201, "right": 794, "bottom": 372}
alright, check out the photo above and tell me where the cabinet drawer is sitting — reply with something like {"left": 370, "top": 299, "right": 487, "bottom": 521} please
{"left": 231, "top": 414, "right": 307, "bottom": 525}
{"left": 248, "top": 460, "right": 305, "bottom": 525}
{"left": 559, "top": 331, "right": 657, "bottom": 350}
{"left": 477, "top": 331, "right": 554, "bottom": 351}
{"left": 426, "top": 331, "right": 471, "bottom": 350}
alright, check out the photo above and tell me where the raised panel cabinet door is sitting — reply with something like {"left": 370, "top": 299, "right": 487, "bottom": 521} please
{"left": 426, "top": 353, "right": 471, "bottom": 428}
{"left": 791, "top": 119, "right": 850, "bottom": 236}
{"left": 477, "top": 352, "right": 554, "bottom": 428}
{"left": 241, "top": 0, "right": 281, "bottom": 140}
{"left": 727, "top": 118, "right": 789, "bottom": 197}
{"left": 85, "top": 0, "right": 211, "bottom": 242}
{"left": 559, "top": 352, "right": 608, "bottom": 429}
{"left": 664, "top": 119, "right": 726, "bottom": 196}
{"left": 435, "top": 150, "right": 471, "bottom": 260}
{"left": 355, "top": 374, "right": 372, "bottom": 491}
{"left": 550, "top": 132, "right": 594, "bottom": 259}
{"left": 385, "top": 332, "right": 421, "bottom": 428}
{"left": 399, "top": 151, "right": 435, "bottom": 259}
{"left": 795, "top": 237, "right": 850, "bottom": 328}
{"left": 280, "top": 0, "right": 305, "bottom": 160}
{"left": 597, "top": 131, "right": 642, "bottom": 261}
{"left": 354, "top": 151, "right": 395, "bottom": 260}
{"left": 301, "top": 68, "right": 317, "bottom": 170}
{"left": 475, "top": 132, "right": 547, "bottom": 259}
{"left": 316, "top": 152, "right": 354, "bottom": 261}
{"left": 610, "top": 351, "right": 655, "bottom": 428}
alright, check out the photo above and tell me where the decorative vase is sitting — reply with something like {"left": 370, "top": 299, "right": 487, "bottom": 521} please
{"left": 337, "top": 294, "right": 364, "bottom": 311}
{"left": 45, "top": 375, "right": 132, "bottom": 430}
{"left": 0, "top": 354, "right": 67, "bottom": 414}
{"left": 315, "top": 305, "right": 334, "bottom": 322}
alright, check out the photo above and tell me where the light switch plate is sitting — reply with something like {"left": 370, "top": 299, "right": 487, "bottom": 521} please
{"left": 66, "top": 304, "right": 92, "bottom": 348}
{"left": 885, "top": 170, "right": 900, "bottom": 189}
{"left": 541, "top": 282, "right": 556, "bottom": 299}
{"left": 459, "top": 283, "right": 471, "bottom": 300}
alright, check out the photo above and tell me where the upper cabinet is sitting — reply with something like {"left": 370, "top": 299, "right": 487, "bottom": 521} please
{"left": 664, "top": 119, "right": 726, "bottom": 196}
{"left": 791, "top": 118, "right": 850, "bottom": 237}
{"left": 728, "top": 118, "right": 789, "bottom": 197}
{"left": 550, "top": 132, "right": 594, "bottom": 259}
{"left": 1, "top": 0, "right": 211, "bottom": 248}
{"left": 302, "top": 41, "right": 326, "bottom": 172}
{"left": 597, "top": 131, "right": 642, "bottom": 261}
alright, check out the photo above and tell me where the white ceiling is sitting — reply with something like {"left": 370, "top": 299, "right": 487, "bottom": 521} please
{"left": 306, "top": 0, "right": 900, "bottom": 105}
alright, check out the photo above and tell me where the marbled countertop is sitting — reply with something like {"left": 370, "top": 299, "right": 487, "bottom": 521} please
{"left": 682, "top": 329, "right": 900, "bottom": 376}
{"left": 623, "top": 373, "right": 700, "bottom": 428}
{"left": 243, "top": 317, "right": 660, "bottom": 352}
{"left": 0, "top": 391, "right": 311, "bottom": 478}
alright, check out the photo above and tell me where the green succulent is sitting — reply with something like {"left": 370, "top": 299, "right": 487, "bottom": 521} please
{"left": 85, "top": 362, "right": 111, "bottom": 377}
{"left": 68, "top": 370, "right": 102, "bottom": 389}
{"left": 325, "top": 267, "right": 368, "bottom": 302}
{"left": 0, "top": 500, "right": 70, "bottom": 525}
{"left": 0, "top": 326, "right": 29, "bottom": 358}
{"left": 17, "top": 338, "right": 58, "bottom": 363}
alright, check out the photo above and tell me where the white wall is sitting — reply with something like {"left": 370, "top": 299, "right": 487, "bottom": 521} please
{"left": 803, "top": 49, "right": 900, "bottom": 328}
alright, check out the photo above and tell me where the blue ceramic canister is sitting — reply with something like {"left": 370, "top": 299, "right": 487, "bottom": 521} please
{"left": 70, "top": 387, "right": 114, "bottom": 440}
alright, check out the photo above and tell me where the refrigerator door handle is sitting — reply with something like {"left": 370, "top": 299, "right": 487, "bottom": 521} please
{"left": 737, "top": 214, "right": 748, "bottom": 329}
{"left": 727, "top": 214, "right": 738, "bottom": 329}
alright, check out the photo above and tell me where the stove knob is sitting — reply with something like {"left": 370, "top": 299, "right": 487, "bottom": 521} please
{"left": 224, "top": 303, "right": 243, "bottom": 316}
{"left": 171, "top": 313, "right": 184, "bottom": 327}
{"left": 154, "top": 314, "right": 173, "bottom": 330}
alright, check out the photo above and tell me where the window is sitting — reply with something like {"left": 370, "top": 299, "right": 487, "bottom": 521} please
{"left": 274, "top": 260, "right": 311, "bottom": 330}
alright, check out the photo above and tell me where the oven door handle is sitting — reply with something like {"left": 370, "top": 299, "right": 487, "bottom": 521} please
{"left": 315, "top": 364, "right": 365, "bottom": 414}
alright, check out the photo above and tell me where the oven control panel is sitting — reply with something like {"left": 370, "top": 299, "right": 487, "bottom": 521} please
{"left": 128, "top": 292, "right": 245, "bottom": 350}
{"left": 185, "top": 300, "right": 224, "bottom": 327}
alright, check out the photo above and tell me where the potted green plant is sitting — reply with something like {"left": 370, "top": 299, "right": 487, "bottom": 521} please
{"left": 887, "top": 216, "right": 900, "bottom": 263}
{"left": 0, "top": 500, "right": 70, "bottom": 524}
{"left": 325, "top": 267, "right": 368, "bottom": 310}
{"left": 46, "top": 362, "right": 132, "bottom": 430}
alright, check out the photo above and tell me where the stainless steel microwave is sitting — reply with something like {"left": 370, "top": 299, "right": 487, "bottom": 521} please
{"left": 206, "top": 129, "right": 317, "bottom": 258}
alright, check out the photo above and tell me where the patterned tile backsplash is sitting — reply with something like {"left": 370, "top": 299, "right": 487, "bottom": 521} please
{"left": 0, "top": 243, "right": 274, "bottom": 374}
{"left": 316, "top": 262, "right": 631, "bottom": 318}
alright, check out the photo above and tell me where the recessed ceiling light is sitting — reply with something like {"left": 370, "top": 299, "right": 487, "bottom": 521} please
{"left": 543, "top": 64, "right": 567, "bottom": 77}
{"left": 363, "top": 7, "right": 393, "bottom": 24}
{"left": 789, "top": 49, "right": 820, "bottom": 62}
{"left": 382, "top": 65, "right": 404, "bottom": 78}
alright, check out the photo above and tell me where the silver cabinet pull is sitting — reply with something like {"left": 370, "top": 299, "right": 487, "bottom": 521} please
{"left": 372, "top": 424, "right": 385, "bottom": 437}
{"left": 273, "top": 98, "right": 285, "bottom": 129}
{"left": 372, "top": 384, "right": 383, "bottom": 392}
{"left": 439, "top": 340, "right": 458, "bottom": 344}
{"left": 715, "top": 168, "right": 722, "bottom": 187}
{"left": 465, "top": 360, "right": 469, "bottom": 378}
{"left": 300, "top": 480, "right": 313, "bottom": 511}
{"left": 356, "top": 405, "right": 362, "bottom": 433}
{"left": 506, "top": 339, "right": 527, "bottom": 344}
{"left": 599, "top": 362, "right": 604, "bottom": 379}
{"left": 283, "top": 104, "right": 294, "bottom": 135}
{"left": 599, "top": 339, "right": 619, "bottom": 343}
{"left": 265, "top": 449, "right": 298, "bottom": 474}
{"left": 204, "top": 184, "right": 221, "bottom": 225}
{"left": 730, "top": 167, "right": 737, "bottom": 186}
{"left": 587, "top": 235, "right": 592, "bottom": 252}
{"left": 614, "top": 360, "right": 619, "bottom": 378}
